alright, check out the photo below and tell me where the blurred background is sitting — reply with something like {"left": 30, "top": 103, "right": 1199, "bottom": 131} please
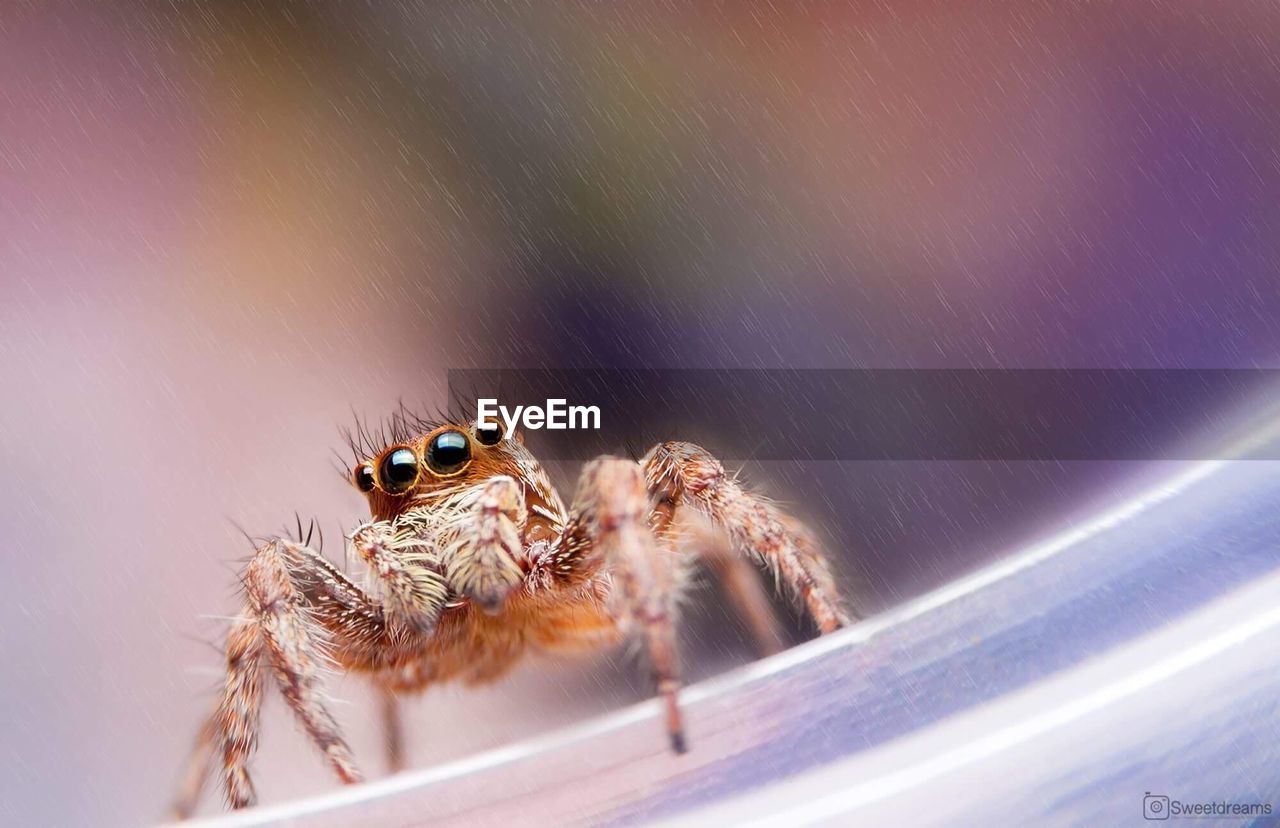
{"left": 2, "top": 2, "right": 1279, "bottom": 825}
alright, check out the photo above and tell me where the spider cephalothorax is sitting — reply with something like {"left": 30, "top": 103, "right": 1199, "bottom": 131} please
{"left": 174, "top": 412, "right": 852, "bottom": 817}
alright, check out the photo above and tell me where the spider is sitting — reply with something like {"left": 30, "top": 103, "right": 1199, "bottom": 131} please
{"left": 173, "top": 412, "right": 852, "bottom": 816}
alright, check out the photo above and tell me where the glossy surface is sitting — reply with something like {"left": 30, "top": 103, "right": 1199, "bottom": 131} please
{"left": 426, "top": 432, "right": 471, "bottom": 476}
{"left": 379, "top": 448, "right": 421, "bottom": 493}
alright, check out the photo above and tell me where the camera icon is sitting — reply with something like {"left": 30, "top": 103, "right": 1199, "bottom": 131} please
{"left": 1144, "top": 793, "right": 1171, "bottom": 820}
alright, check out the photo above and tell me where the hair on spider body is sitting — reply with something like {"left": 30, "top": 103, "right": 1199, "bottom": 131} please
{"left": 173, "top": 411, "right": 853, "bottom": 818}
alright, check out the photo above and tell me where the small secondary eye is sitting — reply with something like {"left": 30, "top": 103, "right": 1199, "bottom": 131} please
{"left": 426, "top": 430, "right": 471, "bottom": 475}
{"left": 379, "top": 448, "right": 420, "bottom": 493}
{"left": 475, "top": 421, "right": 503, "bottom": 446}
{"left": 354, "top": 464, "right": 376, "bottom": 493}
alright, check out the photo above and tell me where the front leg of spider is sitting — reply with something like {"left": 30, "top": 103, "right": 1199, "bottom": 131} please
{"left": 565, "top": 457, "right": 688, "bottom": 752}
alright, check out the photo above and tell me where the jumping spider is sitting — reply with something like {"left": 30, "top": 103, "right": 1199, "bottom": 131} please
{"left": 174, "top": 412, "right": 852, "bottom": 816}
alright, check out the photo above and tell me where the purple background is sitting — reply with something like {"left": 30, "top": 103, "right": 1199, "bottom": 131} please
{"left": 2, "top": 3, "right": 1279, "bottom": 825}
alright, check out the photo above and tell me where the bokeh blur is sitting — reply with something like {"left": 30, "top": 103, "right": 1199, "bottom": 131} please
{"left": 3, "top": 3, "right": 1279, "bottom": 825}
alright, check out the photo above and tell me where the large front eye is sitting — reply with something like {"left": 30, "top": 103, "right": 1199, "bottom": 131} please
{"left": 426, "top": 430, "right": 471, "bottom": 475}
{"left": 354, "top": 463, "right": 375, "bottom": 493}
{"left": 379, "top": 448, "right": 420, "bottom": 493}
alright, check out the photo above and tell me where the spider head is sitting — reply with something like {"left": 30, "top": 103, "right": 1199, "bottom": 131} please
{"left": 350, "top": 418, "right": 565, "bottom": 542}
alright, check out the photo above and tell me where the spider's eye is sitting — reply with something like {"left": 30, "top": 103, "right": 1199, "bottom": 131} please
{"left": 378, "top": 448, "right": 420, "bottom": 493}
{"left": 475, "top": 420, "right": 503, "bottom": 446}
{"left": 354, "top": 464, "right": 375, "bottom": 493}
{"left": 426, "top": 429, "right": 471, "bottom": 475}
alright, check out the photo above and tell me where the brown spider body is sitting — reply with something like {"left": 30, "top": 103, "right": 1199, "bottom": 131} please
{"left": 174, "top": 416, "right": 852, "bottom": 818}
{"left": 343, "top": 434, "right": 599, "bottom": 689}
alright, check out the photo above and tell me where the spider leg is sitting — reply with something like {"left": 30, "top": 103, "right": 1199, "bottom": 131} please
{"left": 349, "top": 519, "right": 449, "bottom": 635}
{"left": 176, "top": 536, "right": 420, "bottom": 817}
{"left": 218, "top": 609, "right": 270, "bottom": 809}
{"left": 332, "top": 480, "right": 526, "bottom": 783}
{"left": 378, "top": 686, "right": 405, "bottom": 773}
{"left": 230, "top": 541, "right": 364, "bottom": 809}
{"left": 171, "top": 706, "right": 218, "bottom": 819}
{"left": 688, "top": 516, "right": 788, "bottom": 656}
{"left": 434, "top": 476, "right": 526, "bottom": 613}
{"left": 567, "top": 457, "right": 688, "bottom": 752}
{"left": 173, "top": 614, "right": 268, "bottom": 819}
{"left": 643, "top": 441, "right": 852, "bottom": 634}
